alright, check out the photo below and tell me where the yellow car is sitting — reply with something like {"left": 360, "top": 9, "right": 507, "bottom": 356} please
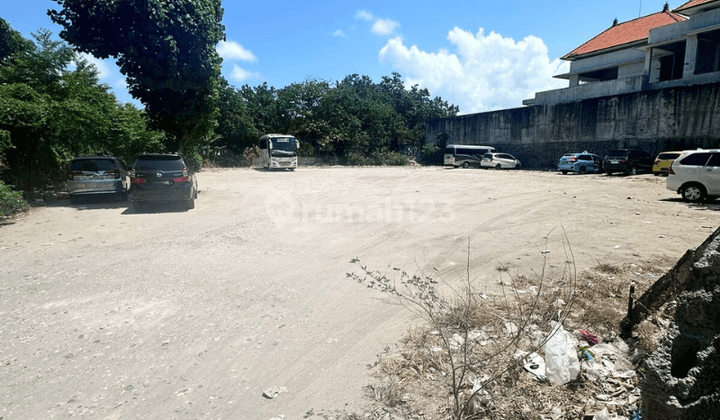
{"left": 653, "top": 151, "right": 683, "bottom": 176}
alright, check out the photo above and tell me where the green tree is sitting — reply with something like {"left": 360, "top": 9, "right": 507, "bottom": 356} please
{"left": 0, "top": 25, "right": 163, "bottom": 190}
{"left": 226, "top": 73, "right": 459, "bottom": 164}
{"left": 240, "top": 82, "right": 278, "bottom": 136}
{"left": 49, "top": 0, "right": 225, "bottom": 153}
{"left": 214, "top": 79, "right": 258, "bottom": 155}
{"left": 0, "top": 18, "right": 35, "bottom": 63}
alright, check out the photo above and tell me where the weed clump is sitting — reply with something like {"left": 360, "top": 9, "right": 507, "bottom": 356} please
{"left": 347, "top": 233, "right": 666, "bottom": 419}
{"left": 0, "top": 179, "right": 28, "bottom": 217}
{"left": 348, "top": 233, "right": 581, "bottom": 419}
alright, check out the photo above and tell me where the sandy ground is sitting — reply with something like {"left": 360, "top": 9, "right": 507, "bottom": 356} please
{"left": 0, "top": 166, "right": 717, "bottom": 420}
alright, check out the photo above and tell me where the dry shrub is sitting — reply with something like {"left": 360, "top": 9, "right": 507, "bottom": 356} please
{"left": 594, "top": 262, "right": 622, "bottom": 274}
{"left": 365, "top": 381, "right": 406, "bottom": 407}
{"left": 348, "top": 232, "right": 580, "bottom": 419}
{"left": 348, "top": 231, "right": 668, "bottom": 419}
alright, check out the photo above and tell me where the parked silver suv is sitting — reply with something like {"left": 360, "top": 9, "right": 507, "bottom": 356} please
{"left": 666, "top": 149, "right": 720, "bottom": 202}
{"left": 67, "top": 156, "right": 130, "bottom": 203}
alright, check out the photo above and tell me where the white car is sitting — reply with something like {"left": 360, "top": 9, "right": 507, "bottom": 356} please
{"left": 666, "top": 149, "right": 720, "bottom": 202}
{"left": 480, "top": 153, "right": 521, "bottom": 169}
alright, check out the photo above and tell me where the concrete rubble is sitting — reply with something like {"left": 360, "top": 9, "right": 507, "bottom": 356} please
{"left": 639, "top": 227, "right": 720, "bottom": 419}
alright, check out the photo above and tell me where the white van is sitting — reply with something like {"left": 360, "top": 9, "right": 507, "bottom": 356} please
{"left": 666, "top": 149, "right": 720, "bottom": 202}
{"left": 443, "top": 144, "right": 495, "bottom": 168}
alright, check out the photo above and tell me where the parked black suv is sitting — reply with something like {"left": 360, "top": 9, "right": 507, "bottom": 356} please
{"left": 603, "top": 149, "right": 653, "bottom": 175}
{"left": 130, "top": 154, "right": 198, "bottom": 211}
{"left": 66, "top": 156, "right": 130, "bottom": 203}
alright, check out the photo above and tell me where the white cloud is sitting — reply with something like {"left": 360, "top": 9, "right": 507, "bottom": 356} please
{"left": 355, "top": 10, "right": 398, "bottom": 37}
{"left": 372, "top": 19, "right": 400, "bottom": 36}
{"left": 379, "top": 27, "right": 570, "bottom": 113}
{"left": 332, "top": 29, "right": 346, "bottom": 38}
{"left": 217, "top": 40, "right": 257, "bottom": 62}
{"left": 76, "top": 53, "right": 112, "bottom": 80}
{"left": 229, "top": 65, "right": 261, "bottom": 83}
{"left": 356, "top": 10, "right": 374, "bottom": 21}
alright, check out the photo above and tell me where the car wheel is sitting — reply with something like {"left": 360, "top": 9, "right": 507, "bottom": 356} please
{"left": 606, "top": 171, "right": 613, "bottom": 176}
{"left": 70, "top": 195, "right": 79, "bottom": 204}
{"left": 187, "top": 198, "right": 195, "bottom": 209}
{"left": 629, "top": 166, "right": 638, "bottom": 175}
{"left": 681, "top": 185, "right": 705, "bottom": 202}
{"left": 579, "top": 166, "right": 587, "bottom": 174}
{"left": 653, "top": 172, "right": 660, "bottom": 176}
{"left": 132, "top": 201, "right": 143, "bottom": 212}
{"left": 561, "top": 170, "right": 568, "bottom": 175}
{"left": 514, "top": 164, "right": 520, "bottom": 169}
{"left": 462, "top": 162, "right": 469, "bottom": 169}
{"left": 495, "top": 164, "right": 501, "bottom": 170}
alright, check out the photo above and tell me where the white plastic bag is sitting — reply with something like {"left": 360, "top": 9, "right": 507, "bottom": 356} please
{"left": 544, "top": 321, "right": 580, "bottom": 385}
{"left": 592, "top": 407, "right": 610, "bottom": 420}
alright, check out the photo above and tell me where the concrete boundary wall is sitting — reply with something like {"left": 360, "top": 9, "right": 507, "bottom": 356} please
{"left": 426, "top": 82, "right": 720, "bottom": 169}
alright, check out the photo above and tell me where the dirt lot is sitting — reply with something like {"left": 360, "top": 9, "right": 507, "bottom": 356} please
{"left": 0, "top": 166, "right": 717, "bottom": 419}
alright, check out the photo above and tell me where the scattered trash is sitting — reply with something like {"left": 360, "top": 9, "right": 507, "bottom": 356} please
{"left": 583, "top": 339, "right": 635, "bottom": 381}
{"left": 263, "top": 386, "right": 288, "bottom": 399}
{"left": 523, "top": 352, "right": 548, "bottom": 382}
{"left": 467, "top": 329, "right": 489, "bottom": 342}
{"left": 503, "top": 322, "right": 519, "bottom": 337}
{"left": 579, "top": 345, "right": 595, "bottom": 361}
{"left": 593, "top": 407, "right": 610, "bottom": 420}
{"left": 614, "top": 245, "right": 622, "bottom": 249}
{"left": 544, "top": 322, "right": 580, "bottom": 385}
{"left": 449, "top": 333, "right": 465, "bottom": 349}
{"left": 580, "top": 329, "right": 599, "bottom": 345}
{"left": 549, "top": 406, "right": 565, "bottom": 419}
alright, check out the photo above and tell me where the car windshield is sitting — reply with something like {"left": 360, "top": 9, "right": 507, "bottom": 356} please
{"left": 70, "top": 159, "right": 117, "bottom": 172}
{"left": 658, "top": 153, "right": 681, "bottom": 160}
{"left": 134, "top": 156, "right": 185, "bottom": 171}
{"left": 271, "top": 138, "right": 297, "bottom": 151}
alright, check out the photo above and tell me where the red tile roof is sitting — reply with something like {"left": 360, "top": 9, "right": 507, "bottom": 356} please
{"left": 674, "top": 0, "right": 718, "bottom": 12}
{"left": 562, "top": 11, "right": 687, "bottom": 60}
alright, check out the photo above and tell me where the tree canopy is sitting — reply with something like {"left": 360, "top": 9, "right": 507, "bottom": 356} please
{"left": 49, "top": 0, "right": 225, "bottom": 153}
{"left": 213, "top": 73, "right": 459, "bottom": 164}
{"left": 0, "top": 20, "right": 162, "bottom": 190}
{"left": 0, "top": 13, "right": 459, "bottom": 195}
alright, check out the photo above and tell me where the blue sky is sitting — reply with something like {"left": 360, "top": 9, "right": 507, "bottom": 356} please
{"left": 4, "top": 0, "right": 676, "bottom": 114}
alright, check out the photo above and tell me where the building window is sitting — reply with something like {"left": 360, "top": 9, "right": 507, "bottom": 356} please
{"left": 657, "top": 41, "right": 686, "bottom": 82}
{"left": 696, "top": 29, "right": 720, "bottom": 75}
{"left": 579, "top": 66, "right": 619, "bottom": 83}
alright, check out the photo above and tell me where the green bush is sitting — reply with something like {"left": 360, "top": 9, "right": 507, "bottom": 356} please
{"left": 0, "top": 180, "right": 29, "bottom": 217}
{"left": 421, "top": 143, "right": 443, "bottom": 165}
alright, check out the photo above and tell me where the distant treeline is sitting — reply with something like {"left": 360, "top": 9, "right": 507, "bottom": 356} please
{"left": 0, "top": 18, "right": 458, "bottom": 193}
